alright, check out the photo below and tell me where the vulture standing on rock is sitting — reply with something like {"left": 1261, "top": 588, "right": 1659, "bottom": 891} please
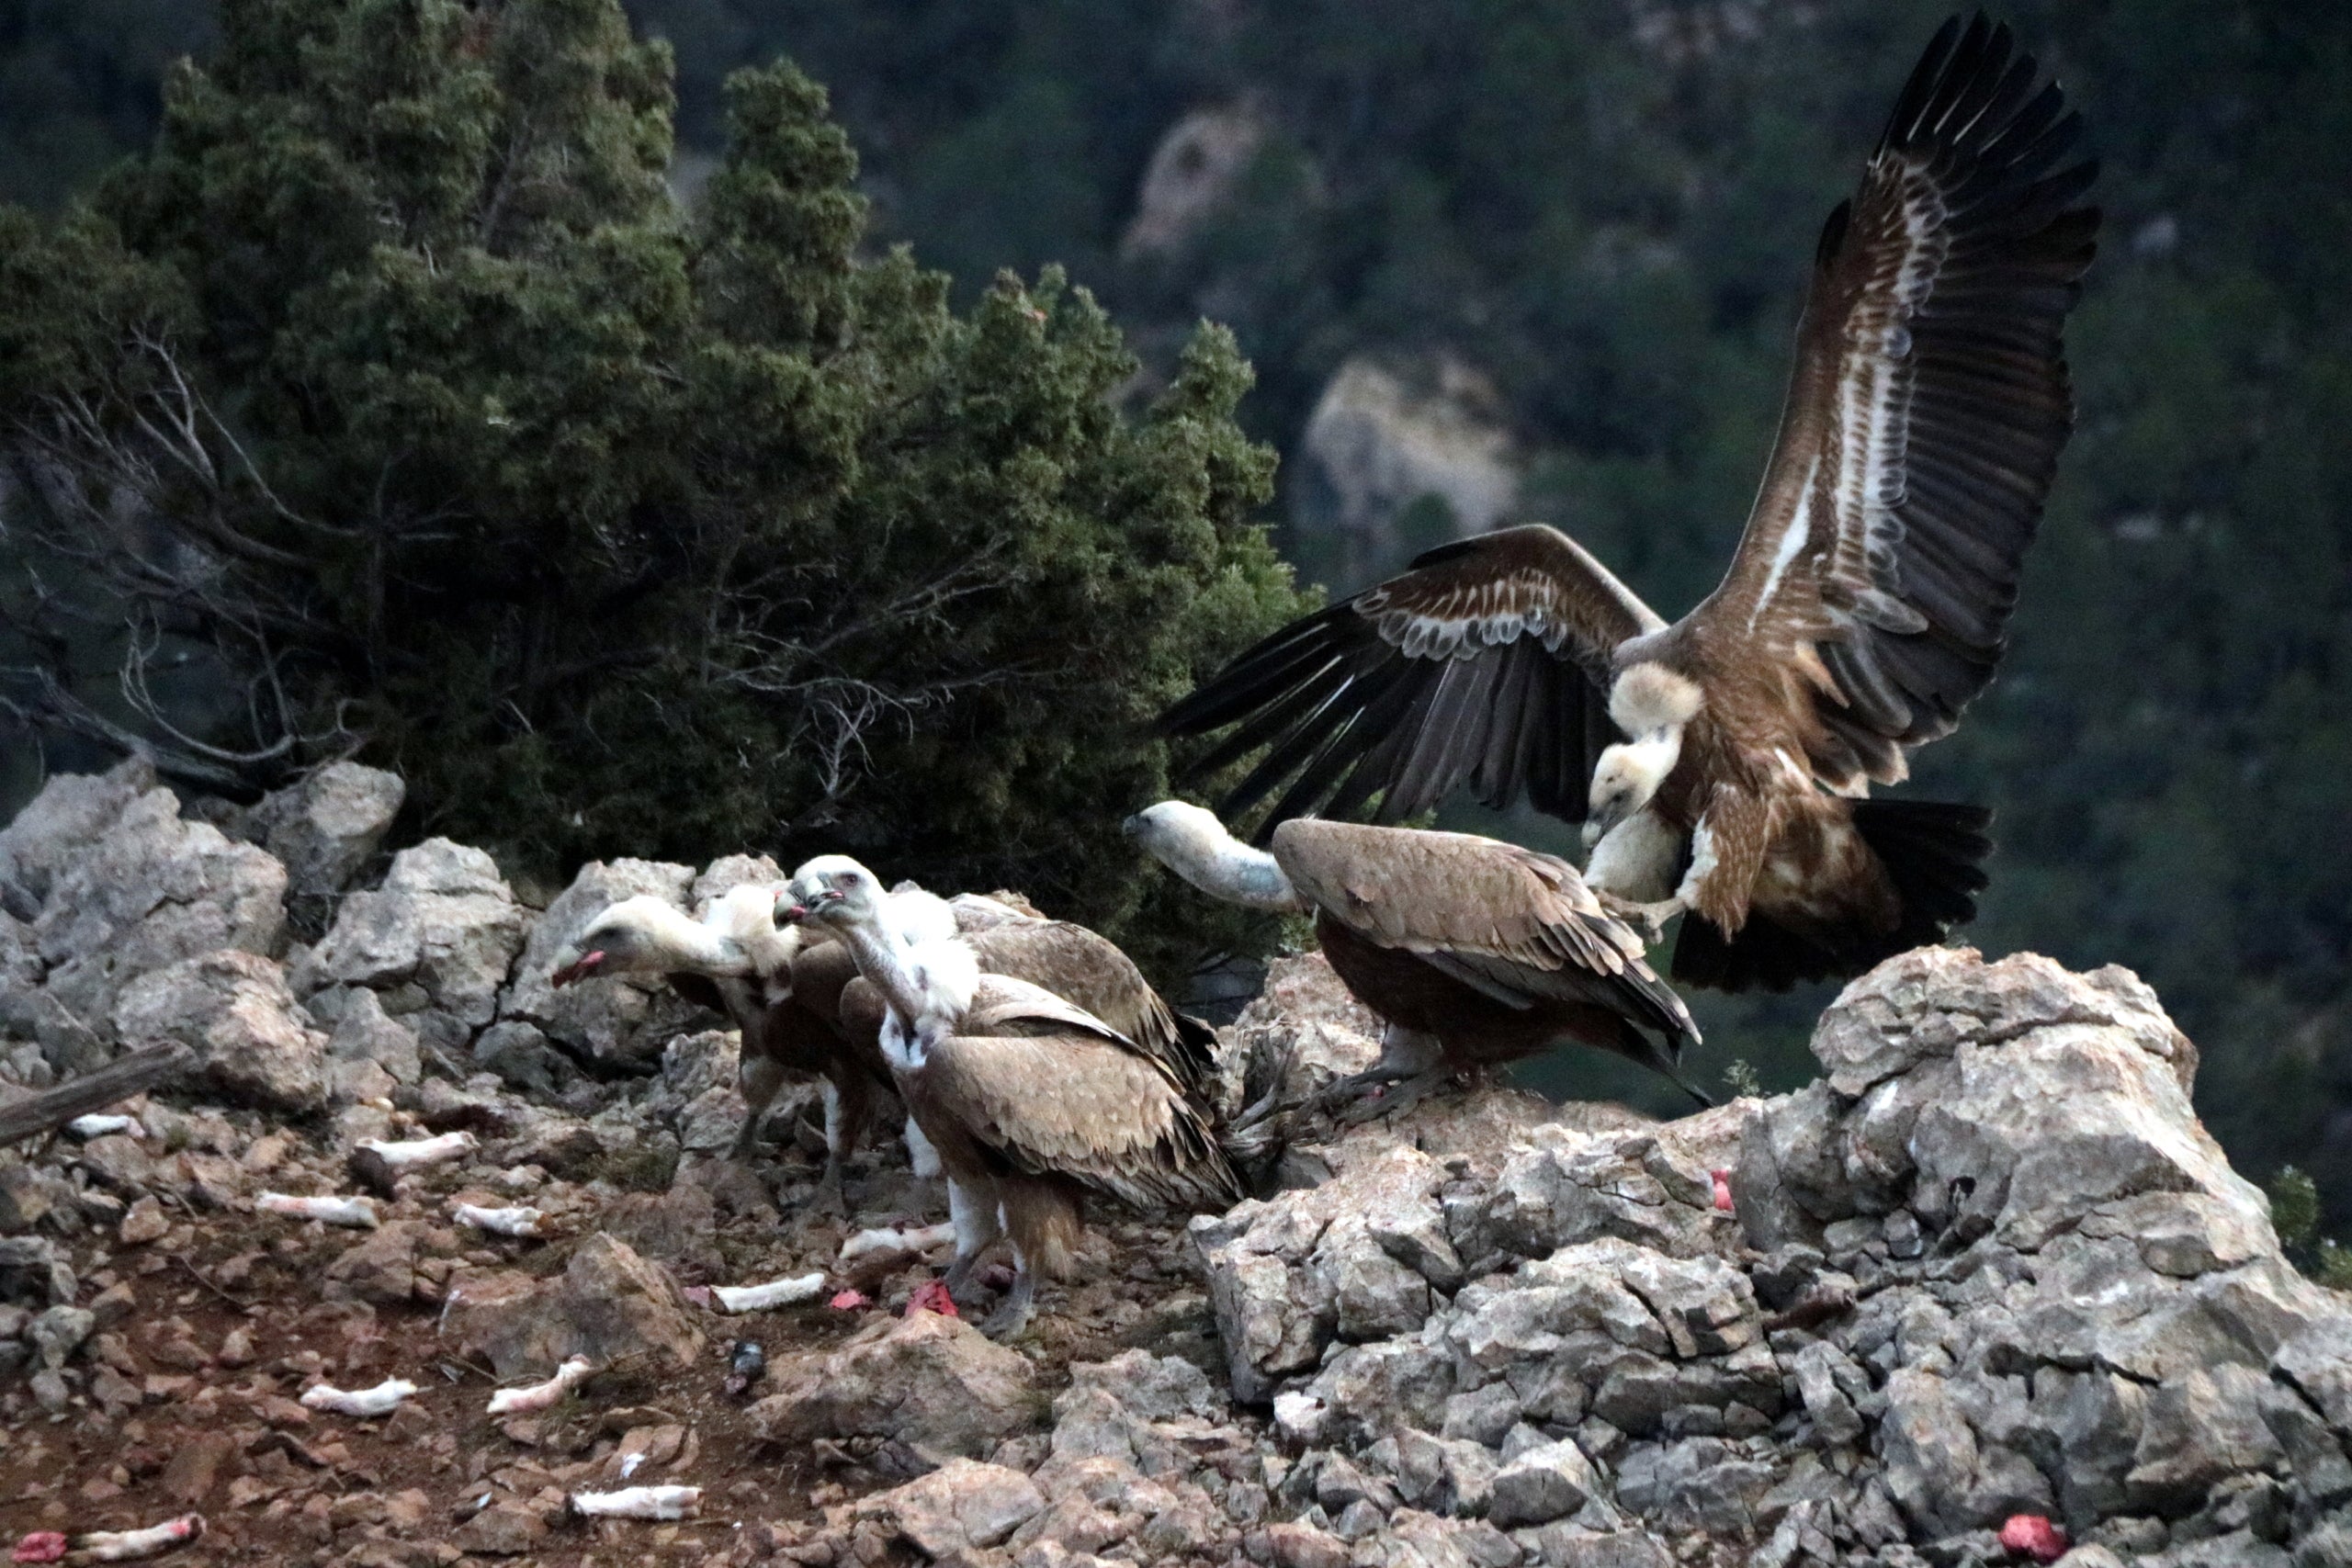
{"left": 1125, "top": 802, "right": 1704, "bottom": 1115}
{"left": 1157, "top": 15, "right": 2098, "bottom": 992}
{"left": 784, "top": 856, "right": 1250, "bottom": 1339}
{"left": 548, "top": 884, "right": 949, "bottom": 1211}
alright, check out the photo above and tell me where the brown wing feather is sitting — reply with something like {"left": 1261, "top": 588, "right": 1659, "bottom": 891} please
{"left": 1161, "top": 525, "right": 1664, "bottom": 835}
{"left": 1270, "top": 818, "right": 1697, "bottom": 1045}
{"left": 967, "top": 921, "right": 1213, "bottom": 1093}
{"left": 1672, "top": 17, "right": 2097, "bottom": 784}
{"left": 919, "top": 1030, "right": 1241, "bottom": 1213}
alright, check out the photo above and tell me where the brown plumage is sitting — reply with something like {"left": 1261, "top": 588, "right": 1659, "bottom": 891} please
{"left": 1158, "top": 16, "right": 2092, "bottom": 992}
{"left": 788, "top": 856, "right": 1244, "bottom": 1338}
{"left": 1126, "top": 806, "right": 1703, "bottom": 1113}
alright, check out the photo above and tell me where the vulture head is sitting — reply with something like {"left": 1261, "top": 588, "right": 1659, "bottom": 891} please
{"left": 548, "top": 895, "right": 748, "bottom": 987}
{"left": 1124, "top": 799, "right": 1302, "bottom": 911}
{"left": 782, "top": 855, "right": 889, "bottom": 932}
{"left": 1585, "top": 663, "right": 1702, "bottom": 848}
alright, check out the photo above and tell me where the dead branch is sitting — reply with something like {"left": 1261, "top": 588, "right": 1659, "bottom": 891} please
{"left": 0, "top": 1043, "right": 195, "bottom": 1146}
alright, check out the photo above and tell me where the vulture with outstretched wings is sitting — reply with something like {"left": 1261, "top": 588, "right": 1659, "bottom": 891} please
{"left": 1160, "top": 15, "right": 2098, "bottom": 991}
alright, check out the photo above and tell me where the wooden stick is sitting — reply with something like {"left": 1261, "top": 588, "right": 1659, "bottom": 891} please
{"left": 0, "top": 1043, "right": 195, "bottom": 1145}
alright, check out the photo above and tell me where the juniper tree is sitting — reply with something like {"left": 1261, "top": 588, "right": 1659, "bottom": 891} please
{"left": 0, "top": 0, "right": 1310, "bottom": 963}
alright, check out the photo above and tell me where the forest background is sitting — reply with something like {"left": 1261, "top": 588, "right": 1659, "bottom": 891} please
{"left": 2, "top": 0, "right": 2347, "bottom": 1224}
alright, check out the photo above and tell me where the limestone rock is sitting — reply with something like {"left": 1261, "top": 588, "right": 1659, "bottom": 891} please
{"left": 1487, "top": 1438, "right": 1597, "bottom": 1527}
{"left": 15, "top": 764, "right": 286, "bottom": 1070}
{"left": 113, "top": 949, "right": 328, "bottom": 1112}
{"left": 439, "top": 1234, "right": 703, "bottom": 1378}
{"left": 855, "top": 1459, "right": 1046, "bottom": 1555}
{"left": 751, "top": 1310, "right": 1039, "bottom": 1457}
{"left": 238, "top": 761, "right": 404, "bottom": 905}
{"left": 296, "top": 839, "right": 526, "bottom": 1047}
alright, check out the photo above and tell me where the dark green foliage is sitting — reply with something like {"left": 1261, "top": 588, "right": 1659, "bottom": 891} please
{"left": 2269, "top": 1167, "right": 2352, "bottom": 1292}
{"left": 0, "top": 0, "right": 1311, "bottom": 972}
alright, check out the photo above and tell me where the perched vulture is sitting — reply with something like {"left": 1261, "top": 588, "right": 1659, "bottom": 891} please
{"left": 1158, "top": 16, "right": 2097, "bottom": 991}
{"left": 547, "top": 884, "right": 948, "bottom": 1211}
{"left": 1125, "top": 802, "right": 1703, "bottom": 1112}
{"left": 786, "top": 855, "right": 1244, "bottom": 1338}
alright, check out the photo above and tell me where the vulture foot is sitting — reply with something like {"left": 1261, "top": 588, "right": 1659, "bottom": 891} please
{"left": 1327, "top": 1066, "right": 1461, "bottom": 1126}
{"left": 1597, "top": 893, "right": 1684, "bottom": 944}
{"left": 978, "top": 1273, "right": 1037, "bottom": 1341}
{"left": 803, "top": 1159, "right": 849, "bottom": 1221}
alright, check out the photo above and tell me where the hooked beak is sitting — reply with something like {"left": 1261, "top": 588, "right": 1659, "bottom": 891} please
{"left": 1582, "top": 803, "right": 1626, "bottom": 852}
{"left": 1120, "top": 812, "right": 1146, "bottom": 842}
{"left": 549, "top": 950, "right": 605, "bottom": 987}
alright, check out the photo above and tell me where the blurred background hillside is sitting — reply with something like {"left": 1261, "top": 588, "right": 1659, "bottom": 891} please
{"left": 3, "top": 1, "right": 2348, "bottom": 1219}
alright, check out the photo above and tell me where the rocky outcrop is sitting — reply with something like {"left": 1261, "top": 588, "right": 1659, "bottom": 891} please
{"left": 0, "top": 759, "right": 286, "bottom": 1074}
{"left": 751, "top": 1308, "right": 1041, "bottom": 1458}
{"left": 1195, "top": 946, "right": 2352, "bottom": 1566}
{"left": 1122, "top": 104, "right": 1271, "bottom": 259}
{"left": 111, "top": 949, "right": 330, "bottom": 1114}
{"left": 439, "top": 1234, "right": 706, "bottom": 1378}
{"left": 292, "top": 838, "right": 528, "bottom": 1055}
{"left": 1294, "top": 352, "right": 1521, "bottom": 586}
{"left": 227, "top": 760, "right": 404, "bottom": 913}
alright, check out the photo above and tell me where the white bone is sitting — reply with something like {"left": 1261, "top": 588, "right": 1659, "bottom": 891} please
{"left": 710, "top": 1271, "right": 826, "bottom": 1313}
{"left": 255, "top": 1193, "right": 379, "bottom": 1229}
{"left": 355, "top": 1131, "right": 478, "bottom": 1171}
{"left": 485, "top": 1355, "right": 594, "bottom": 1415}
{"left": 72, "top": 1513, "right": 206, "bottom": 1560}
{"left": 838, "top": 1223, "right": 956, "bottom": 1263}
{"left": 66, "top": 1113, "right": 144, "bottom": 1141}
{"left": 569, "top": 1486, "right": 702, "bottom": 1521}
{"left": 450, "top": 1202, "right": 544, "bottom": 1237}
{"left": 299, "top": 1378, "right": 418, "bottom": 1417}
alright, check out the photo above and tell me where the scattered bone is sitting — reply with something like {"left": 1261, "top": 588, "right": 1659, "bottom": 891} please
{"left": 70, "top": 1515, "right": 205, "bottom": 1562}
{"left": 907, "top": 1279, "right": 958, "bottom": 1318}
{"left": 484, "top": 1355, "right": 594, "bottom": 1416}
{"left": 357, "top": 1130, "right": 479, "bottom": 1169}
{"left": 569, "top": 1486, "right": 702, "bottom": 1521}
{"left": 450, "top": 1202, "right": 545, "bottom": 1237}
{"left": 254, "top": 1192, "right": 379, "bottom": 1229}
{"left": 13, "top": 1532, "right": 66, "bottom": 1563}
{"left": 65, "top": 1114, "right": 145, "bottom": 1142}
{"left": 711, "top": 1272, "right": 826, "bottom": 1313}
{"left": 828, "top": 1290, "right": 869, "bottom": 1311}
{"left": 837, "top": 1222, "right": 956, "bottom": 1264}
{"left": 299, "top": 1377, "right": 419, "bottom": 1417}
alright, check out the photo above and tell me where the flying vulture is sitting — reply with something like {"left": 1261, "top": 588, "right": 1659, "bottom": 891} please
{"left": 1125, "top": 802, "right": 1704, "bottom": 1112}
{"left": 1159, "top": 16, "right": 2097, "bottom": 990}
{"left": 785, "top": 855, "right": 1245, "bottom": 1337}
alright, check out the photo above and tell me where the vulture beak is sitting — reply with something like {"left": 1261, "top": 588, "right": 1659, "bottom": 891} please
{"left": 1582, "top": 801, "right": 1628, "bottom": 850}
{"left": 549, "top": 950, "right": 605, "bottom": 987}
{"left": 1119, "top": 812, "right": 1145, "bottom": 841}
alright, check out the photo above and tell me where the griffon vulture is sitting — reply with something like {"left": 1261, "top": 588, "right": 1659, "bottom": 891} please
{"left": 1158, "top": 16, "right": 2097, "bottom": 991}
{"left": 786, "top": 855, "right": 1244, "bottom": 1338}
{"left": 1125, "top": 803, "right": 1703, "bottom": 1114}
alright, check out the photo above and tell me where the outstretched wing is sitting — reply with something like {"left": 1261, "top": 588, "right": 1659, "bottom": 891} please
{"left": 1271, "top": 819, "right": 1698, "bottom": 1048}
{"left": 922, "top": 1028, "right": 1243, "bottom": 1213}
{"left": 1160, "top": 525, "right": 1664, "bottom": 837}
{"left": 1678, "top": 15, "right": 2098, "bottom": 789}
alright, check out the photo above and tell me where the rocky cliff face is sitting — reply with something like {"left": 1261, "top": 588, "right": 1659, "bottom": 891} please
{"left": 0, "top": 760, "right": 2345, "bottom": 1568}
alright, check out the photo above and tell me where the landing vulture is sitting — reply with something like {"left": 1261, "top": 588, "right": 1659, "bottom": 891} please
{"left": 786, "top": 856, "right": 1246, "bottom": 1338}
{"left": 1159, "top": 16, "right": 2096, "bottom": 990}
{"left": 1125, "top": 803, "right": 1703, "bottom": 1111}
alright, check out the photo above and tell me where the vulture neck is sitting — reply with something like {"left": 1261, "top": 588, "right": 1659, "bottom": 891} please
{"left": 629, "top": 903, "right": 753, "bottom": 976}
{"left": 834, "top": 918, "right": 940, "bottom": 1032}
{"left": 1169, "top": 827, "right": 1306, "bottom": 913}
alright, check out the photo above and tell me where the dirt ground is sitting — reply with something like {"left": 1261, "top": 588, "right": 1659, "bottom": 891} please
{"left": 0, "top": 1111, "right": 1234, "bottom": 1568}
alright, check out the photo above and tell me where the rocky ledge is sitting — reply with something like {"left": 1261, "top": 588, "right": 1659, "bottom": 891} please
{"left": 0, "top": 758, "right": 2344, "bottom": 1568}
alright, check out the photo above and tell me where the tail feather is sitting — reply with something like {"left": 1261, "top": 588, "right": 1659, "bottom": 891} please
{"left": 1671, "top": 798, "right": 1993, "bottom": 994}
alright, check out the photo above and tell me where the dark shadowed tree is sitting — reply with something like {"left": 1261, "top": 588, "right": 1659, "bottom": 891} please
{"left": 0, "top": 0, "right": 1311, "bottom": 966}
